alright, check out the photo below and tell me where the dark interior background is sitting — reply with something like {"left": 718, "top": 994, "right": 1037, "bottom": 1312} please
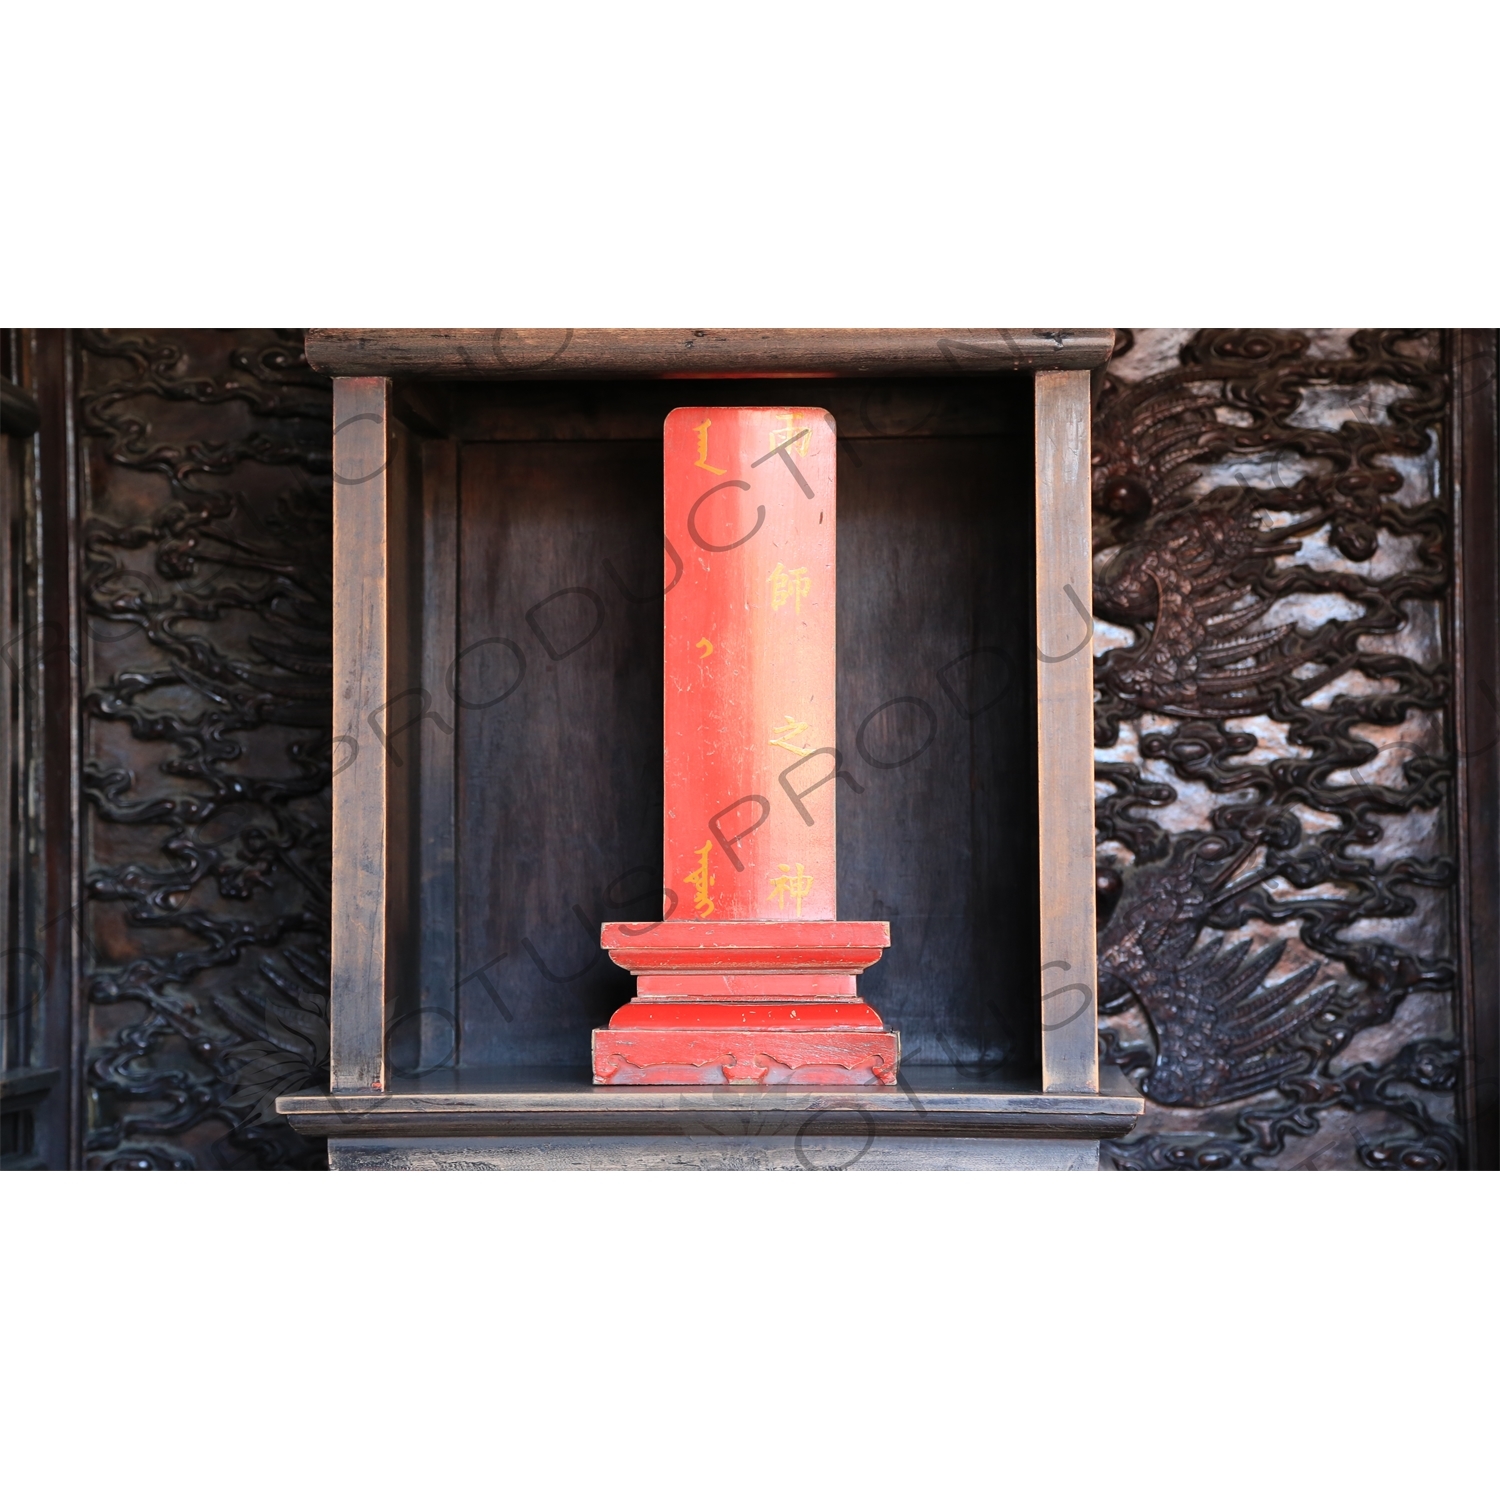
{"left": 449, "top": 377, "right": 1038, "bottom": 1076}
{"left": 836, "top": 424, "right": 1037, "bottom": 1080}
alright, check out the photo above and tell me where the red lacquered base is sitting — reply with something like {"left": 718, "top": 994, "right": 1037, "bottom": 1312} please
{"left": 592, "top": 1025, "right": 899, "bottom": 1086}
{"left": 593, "top": 920, "right": 898, "bottom": 1087}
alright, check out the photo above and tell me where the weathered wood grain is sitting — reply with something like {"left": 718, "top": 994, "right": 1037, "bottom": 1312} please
{"left": 279, "top": 1065, "right": 1141, "bottom": 1140}
{"left": 327, "top": 1135, "right": 1102, "bottom": 1170}
{"left": 330, "top": 377, "right": 392, "bottom": 1091}
{"left": 1035, "top": 370, "right": 1099, "bottom": 1093}
{"left": 307, "top": 328, "right": 1117, "bottom": 379}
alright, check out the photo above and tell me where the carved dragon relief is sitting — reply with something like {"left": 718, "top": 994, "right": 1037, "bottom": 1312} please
{"left": 1092, "top": 329, "right": 1461, "bottom": 1169}
{"left": 77, "top": 331, "right": 333, "bottom": 1169}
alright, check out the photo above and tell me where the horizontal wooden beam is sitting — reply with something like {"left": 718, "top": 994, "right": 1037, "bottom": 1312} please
{"left": 306, "top": 328, "right": 1116, "bottom": 380}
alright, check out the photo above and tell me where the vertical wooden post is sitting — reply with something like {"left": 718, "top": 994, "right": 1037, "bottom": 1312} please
{"left": 1453, "top": 329, "right": 1499, "bottom": 1168}
{"left": 0, "top": 382, "right": 18, "bottom": 1057}
{"left": 417, "top": 438, "right": 459, "bottom": 1053}
{"left": 331, "top": 377, "right": 391, "bottom": 1091}
{"left": 1035, "top": 370, "right": 1099, "bottom": 1093}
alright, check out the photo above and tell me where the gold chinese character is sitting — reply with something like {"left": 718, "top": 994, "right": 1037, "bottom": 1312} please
{"left": 768, "top": 715, "right": 816, "bottom": 755}
{"left": 693, "top": 417, "right": 726, "bottom": 475}
{"left": 768, "top": 412, "right": 811, "bottom": 457}
{"left": 769, "top": 863, "right": 813, "bottom": 917}
{"left": 767, "top": 561, "right": 811, "bottom": 614}
{"left": 683, "top": 840, "right": 716, "bottom": 918}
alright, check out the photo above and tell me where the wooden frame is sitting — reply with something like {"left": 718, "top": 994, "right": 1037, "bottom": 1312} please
{"left": 1452, "top": 328, "right": 1499, "bottom": 1169}
{"left": 0, "top": 331, "right": 81, "bottom": 1170}
{"left": 301, "top": 328, "right": 1132, "bottom": 1163}
{"left": 329, "top": 377, "right": 398, "bottom": 1091}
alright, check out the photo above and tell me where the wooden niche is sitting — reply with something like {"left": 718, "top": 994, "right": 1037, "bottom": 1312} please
{"left": 278, "top": 330, "right": 1142, "bottom": 1169}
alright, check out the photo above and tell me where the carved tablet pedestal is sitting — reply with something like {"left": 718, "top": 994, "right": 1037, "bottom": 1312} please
{"left": 592, "top": 405, "right": 900, "bottom": 1087}
{"left": 593, "top": 921, "right": 897, "bottom": 1085}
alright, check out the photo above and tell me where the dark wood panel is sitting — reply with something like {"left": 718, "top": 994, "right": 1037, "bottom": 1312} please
{"left": 309, "top": 327, "right": 1115, "bottom": 379}
{"left": 836, "top": 423, "right": 1039, "bottom": 1081}
{"left": 431, "top": 377, "right": 1029, "bottom": 443}
{"left": 381, "top": 410, "right": 426, "bottom": 1074}
{"left": 414, "top": 439, "right": 459, "bottom": 1057}
{"left": 455, "top": 441, "right": 664, "bottom": 1068}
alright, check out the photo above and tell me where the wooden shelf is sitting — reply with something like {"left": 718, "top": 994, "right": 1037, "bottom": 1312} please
{"left": 279, "top": 1065, "right": 1142, "bottom": 1141}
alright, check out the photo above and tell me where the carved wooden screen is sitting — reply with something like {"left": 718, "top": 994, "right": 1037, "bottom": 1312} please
{"left": 1094, "top": 329, "right": 1488, "bottom": 1169}
{"left": 50, "top": 328, "right": 1492, "bottom": 1169}
{"left": 74, "top": 331, "right": 332, "bottom": 1169}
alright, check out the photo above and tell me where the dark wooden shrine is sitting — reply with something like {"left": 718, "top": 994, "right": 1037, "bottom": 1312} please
{"left": 276, "top": 329, "right": 1142, "bottom": 1168}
